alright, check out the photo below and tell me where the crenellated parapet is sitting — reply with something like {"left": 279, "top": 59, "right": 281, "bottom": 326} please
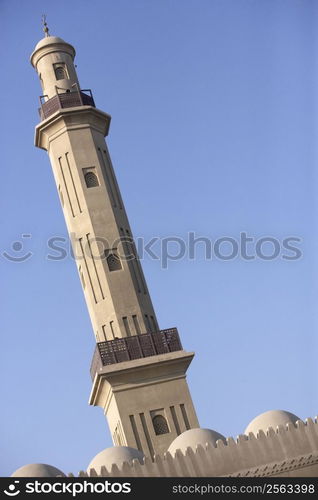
{"left": 71, "top": 417, "right": 318, "bottom": 478}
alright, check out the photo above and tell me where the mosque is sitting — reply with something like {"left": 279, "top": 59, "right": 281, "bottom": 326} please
{"left": 11, "top": 25, "right": 318, "bottom": 477}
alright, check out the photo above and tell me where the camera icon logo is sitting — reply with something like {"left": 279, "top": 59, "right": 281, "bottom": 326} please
{"left": 3, "top": 481, "right": 20, "bottom": 496}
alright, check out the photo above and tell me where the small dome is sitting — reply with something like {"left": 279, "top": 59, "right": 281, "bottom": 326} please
{"left": 168, "top": 428, "right": 226, "bottom": 456}
{"left": 244, "top": 410, "right": 301, "bottom": 436}
{"left": 11, "top": 463, "right": 65, "bottom": 477}
{"left": 34, "top": 36, "right": 70, "bottom": 51}
{"left": 87, "top": 446, "right": 144, "bottom": 474}
{"left": 30, "top": 36, "right": 76, "bottom": 67}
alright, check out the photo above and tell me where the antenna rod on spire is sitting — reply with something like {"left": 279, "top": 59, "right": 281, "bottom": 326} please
{"left": 42, "top": 14, "right": 50, "bottom": 37}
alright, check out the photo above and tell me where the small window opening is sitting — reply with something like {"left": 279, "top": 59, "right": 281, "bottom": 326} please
{"left": 152, "top": 415, "right": 169, "bottom": 435}
{"left": 106, "top": 252, "right": 122, "bottom": 272}
{"left": 84, "top": 171, "right": 99, "bottom": 188}
{"left": 54, "top": 63, "right": 67, "bottom": 80}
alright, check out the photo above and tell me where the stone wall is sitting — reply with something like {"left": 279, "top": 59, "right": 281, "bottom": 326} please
{"left": 70, "top": 417, "right": 318, "bottom": 477}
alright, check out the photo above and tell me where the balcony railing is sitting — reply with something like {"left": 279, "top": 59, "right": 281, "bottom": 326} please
{"left": 38, "top": 89, "right": 95, "bottom": 120}
{"left": 90, "top": 328, "right": 182, "bottom": 380}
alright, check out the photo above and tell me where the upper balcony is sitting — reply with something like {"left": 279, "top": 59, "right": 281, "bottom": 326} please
{"left": 38, "top": 88, "right": 95, "bottom": 121}
{"left": 90, "top": 328, "right": 182, "bottom": 380}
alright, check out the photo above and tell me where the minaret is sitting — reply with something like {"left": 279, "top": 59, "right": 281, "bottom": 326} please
{"left": 31, "top": 27, "right": 199, "bottom": 458}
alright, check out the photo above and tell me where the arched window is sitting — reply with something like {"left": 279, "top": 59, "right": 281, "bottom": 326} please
{"left": 152, "top": 415, "right": 169, "bottom": 436}
{"left": 54, "top": 64, "right": 67, "bottom": 80}
{"left": 106, "top": 252, "right": 122, "bottom": 272}
{"left": 84, "top": 171, "right": 99, "bottom": 188}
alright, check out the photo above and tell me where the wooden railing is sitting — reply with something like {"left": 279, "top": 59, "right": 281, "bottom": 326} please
{"left": 90, "top": 328, "right": 182, "bottom": 379}
{"left": 39, "top": 89, "right": 95, "bottom": 120}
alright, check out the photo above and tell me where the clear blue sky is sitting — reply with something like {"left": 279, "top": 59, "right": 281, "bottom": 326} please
{"left": 1, "top": 0, "right": 317, "bottom": 477}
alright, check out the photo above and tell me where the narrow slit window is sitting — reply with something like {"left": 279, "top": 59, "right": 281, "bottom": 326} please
{"left": 145, "top": 314, "right": 152, "bottom": 332}
{"left": 102, "top": 325, "right": 107, "bottom": 341}
{"left": 132, "top": 315, "right": 141, "bottom": 334}
{"left": 110, "top": 321, "right": 115, "bottom": 339}
{"left": 58, "top": 185, "right": 64, "bottom": 207}
{"left": 80, "top": 271, "right": 85, "bottom": 289}
{"left": 150, "top": 316, "right": 157, "bottom": 331}
{"left": 114, "top": 425, "right": 123, "bottom": 446}
{"left": 180, "top": 404, "right": 190, "bottom": 430}
{"left": 79, "top": 265, "right": 85, "bottom": 289}
{"left": 123, "top": 317, "right": 131, "bottom": 337}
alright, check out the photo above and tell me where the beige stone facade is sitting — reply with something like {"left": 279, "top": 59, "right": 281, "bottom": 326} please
{"left": 90, "top": 351, "right": 199, "bottom": 457}
{"left": 31, "top": 34, "right": 199, "bottom": 458}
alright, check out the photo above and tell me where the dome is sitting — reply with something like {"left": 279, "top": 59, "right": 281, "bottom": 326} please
{"left": 244, "top": 410, "right": 301, "bottom": 436}
{"left": 34, "top": 36, "right": 70, "bottom": 51}
{"left": 11, "top": 463, "right": 65, "bottom": 477}
{"left": 87, "top": 446, "right": 144, "bottom": 473}
{"left": 30, "top": 36, "right": 76, "bottom": 67}
{"left": 168, "top": 428, "right": 226, "bottom": 456}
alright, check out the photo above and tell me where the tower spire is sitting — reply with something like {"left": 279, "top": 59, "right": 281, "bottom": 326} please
{"left": 41, "top": 14, "right": 50, "bottom": 37}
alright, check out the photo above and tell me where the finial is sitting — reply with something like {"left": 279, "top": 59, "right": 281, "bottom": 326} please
{"left": 42, "top": 14, "right": 50, "bottom": 37}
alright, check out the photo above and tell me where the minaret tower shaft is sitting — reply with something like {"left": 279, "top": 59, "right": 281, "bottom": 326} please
{"left": 31, "top": 31, "right": 199, "bottom": 457}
